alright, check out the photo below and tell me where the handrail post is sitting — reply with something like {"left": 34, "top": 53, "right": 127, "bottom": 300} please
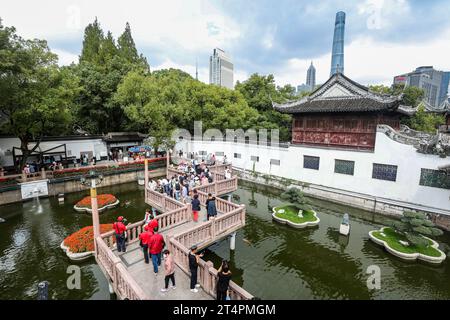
{"left": 240, "top": 204, "right": 246, "bottom": 226}
{"left": 204, "top": 261, "right": 214, "bottom": 295}
{"left": 144, "top": 159, "right": 149, "bottom": 201}
{"left": 210, "top": 216, "right": 216, "bottom": 239}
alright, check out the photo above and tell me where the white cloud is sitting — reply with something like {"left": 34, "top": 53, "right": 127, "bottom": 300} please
{"left": 273, "top": 27, "right": 450, "bottom": 88}
{"left": 52, "top": 49, "right": 78, "bottom": 66}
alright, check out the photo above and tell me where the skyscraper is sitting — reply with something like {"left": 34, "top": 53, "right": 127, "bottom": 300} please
{"left": 306, "top": 62, "right": 316, "bottom": 91}
{"left": 330, "top": 11, "right": 346, "bottom": 76}
{"left": 393, "top": 66, "right": 450, "bottom": 108}
{"left": 209, "top": 48, "right": 234, "bottom": 89}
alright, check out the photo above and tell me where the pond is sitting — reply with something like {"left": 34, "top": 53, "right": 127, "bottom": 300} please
{"left": 0, "top": 180, "right": 449, "bottom": 299}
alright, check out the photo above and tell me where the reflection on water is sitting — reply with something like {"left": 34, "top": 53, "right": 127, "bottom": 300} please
{"left": 1, "top": 180, "right": 449, "bottom": 300}
{"left": 205, "top": 181, "right": 450, "bottom": 300}
{"left": 0, "top": 182, "right": 149, "bottom": 300}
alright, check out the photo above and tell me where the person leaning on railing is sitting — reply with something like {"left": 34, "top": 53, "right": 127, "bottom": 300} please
{"left": 216, "top": 260, "right": 232, "bottom": 301}
{"left": 188, "top": 245, "right": 203, "bottom": 293}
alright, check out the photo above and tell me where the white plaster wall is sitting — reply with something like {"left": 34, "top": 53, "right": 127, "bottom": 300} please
{"left": 176, "top": 132, "right": 450, "bottom": 212}
{"left": 0, "top": 137, "right": 108, "bottom": 165}
{"left": 64, "top": 139, "right": 107, "bottom": 160}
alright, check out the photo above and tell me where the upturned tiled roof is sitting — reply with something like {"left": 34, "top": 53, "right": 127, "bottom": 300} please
{"left": 273, "top": 73, "right": 404, "bottom": 114}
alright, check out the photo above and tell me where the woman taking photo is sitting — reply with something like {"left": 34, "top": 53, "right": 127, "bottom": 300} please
{"left": 216, "top": 260, "right": 232, "bottom": 301}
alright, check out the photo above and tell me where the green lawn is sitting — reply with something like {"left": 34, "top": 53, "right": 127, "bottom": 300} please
{"left": 274, "top": 205, "right": 318, "bottom": 224}
{"left": 372, "top": 227, "right": 442, "bottom": 257}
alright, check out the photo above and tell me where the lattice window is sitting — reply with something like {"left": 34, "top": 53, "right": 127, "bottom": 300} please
{"left": 419, "top": 169, "right": 450, "bottom": 189}
{"left": 251, "top": 156, "right": 259, "bottom": 162}
{"left": 234, "top": 153, "right": 241, "bottom": 159}
{"left": 215, "top": 152, "right": 224, "bottom": 156}
{"left": 372, "top": 163, "right": 397, "bottom": 182}
{"left": 270, "top": 159, "right": 280, "bottom": 166}
{"left": 335, "top": 159, "right": 355, "bottom": 175}
{"left": 303, "top": 156, "right": 320, "bottom": 170}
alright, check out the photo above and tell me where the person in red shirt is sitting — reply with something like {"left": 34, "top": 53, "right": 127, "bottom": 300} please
{"left": 148, "top": 228, "right": 165, "bottom": 274}
{"left": 113, "top": 216, "right": 127, "bottom": 252}
{"left": 139, "top": 225, "right": 153, "bottom": 264}
{"left": 148, "top": 215, "right": 158, "bottom": 232}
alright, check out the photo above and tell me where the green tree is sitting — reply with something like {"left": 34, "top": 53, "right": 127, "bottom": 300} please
{"left": 236, "top": 73, "right": 293, "bottom": 141}
{"left": 0, "top": 21, "right": 79, "bottom": 170}
{"left": 402, "top": 104, "right": 445, "bottom": 133}
{"left": 391, "top": 211, "right": 443, "bottom": 247}
{"left": 115, "top": 69, "right": 260, "bottom": 150}
{"left": 280, "top": 188, "right": 311, "bottom": 211}
{"left": 74, "top": 19, "right": 150, "bottom": 134}
{"left": 117, "top": 22, "right": 149, "bottom": 69}
{"left": 79, "top": 17, "right": 104, "bottom": 64}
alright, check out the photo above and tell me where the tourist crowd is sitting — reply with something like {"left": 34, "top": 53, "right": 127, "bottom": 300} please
{"left": 111, "top": 154, "right": 234, "bottom": 299}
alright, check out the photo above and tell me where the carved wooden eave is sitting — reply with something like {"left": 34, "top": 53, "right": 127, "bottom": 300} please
{"left": 273, "top": 73, "right": 405, "bottom": 114}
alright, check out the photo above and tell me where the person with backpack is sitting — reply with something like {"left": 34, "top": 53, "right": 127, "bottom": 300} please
{"left": 206, "top": 193, "right": 217, "bottom": 221}
{"left": 113, "top": 216, "right": 127, "bottom": 253}
{"left": 216, "top": 260, "right": 232, "bottom": 301}
{"left": 148, "top": 227, "right": 165, "bottom": 274}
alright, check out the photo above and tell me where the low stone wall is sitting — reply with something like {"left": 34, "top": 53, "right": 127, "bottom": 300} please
{"left": 235, "top": 168, "right": 450, "bottom": 231}
{"left": 0, "top": 168, "right": 165, "bottom": 206}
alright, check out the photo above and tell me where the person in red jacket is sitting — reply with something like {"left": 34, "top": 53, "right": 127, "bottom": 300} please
{"left": 148, "top": 227, "right": 165, "bottom": 274}
{"left": 139, "top": 225, "right": 153, "bottom": 264}
{"left": 113, "top": 216, "right": 127, "bottom": 252}
{"left": 148, "top": 215, "right": 159, "bottom": 232}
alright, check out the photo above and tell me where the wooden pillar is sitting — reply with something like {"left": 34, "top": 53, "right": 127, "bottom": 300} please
{"left": 91, "top": 181, "right": 100, "bottom": 255}
{"left": 144, "top": 158, "right": 149, "bottom": 201}
{"left": 166, "top": 150, "right": 170, "bottom": 178}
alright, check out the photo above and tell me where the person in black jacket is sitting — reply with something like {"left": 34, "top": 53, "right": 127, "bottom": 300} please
{"left": 188, "top": 245, "right": 203, "bottom": 293}
{"left": 191, "top": 194, "right": 201, "bottom": 222}
{"left": 216, "top": 260, "right": 232, "bottom": 300}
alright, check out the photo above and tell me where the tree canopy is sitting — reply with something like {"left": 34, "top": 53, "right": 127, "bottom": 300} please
{"left": 369, "top": 84, "right": 444, "bottom": 133}
{"left": 0, "top": 21, "right": 79, "bottom": 169}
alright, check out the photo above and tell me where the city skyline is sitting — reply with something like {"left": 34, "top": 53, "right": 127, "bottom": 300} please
{"left": 1, "top": 0, "right": 450, "bottom": 87}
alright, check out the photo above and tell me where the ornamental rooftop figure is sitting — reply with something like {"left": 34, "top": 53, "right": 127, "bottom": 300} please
{"left": 273, "top": 72, "right": 414, "bottom": 150}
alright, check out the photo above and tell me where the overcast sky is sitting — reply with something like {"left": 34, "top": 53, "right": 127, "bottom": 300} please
{"left": 1, "top": 0, "right": 449, "bottom": 87}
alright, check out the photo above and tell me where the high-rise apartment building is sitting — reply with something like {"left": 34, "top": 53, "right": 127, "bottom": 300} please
{"left": 330, "top": 11, "right": 345, "bottom": 76}
{"left": 394, "top": 66, "right": 450, "bottom": 108}
{"left": 209, "top": 48, "right": 234, "bottom": 89}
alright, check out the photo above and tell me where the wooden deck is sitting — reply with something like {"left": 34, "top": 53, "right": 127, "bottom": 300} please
{"left": 94, "top": 161, "right": 252, "bottom": 300}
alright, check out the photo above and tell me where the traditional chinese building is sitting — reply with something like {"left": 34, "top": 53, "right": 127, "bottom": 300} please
{"left": 274, "top": 73, "right": 412, "bottom": 150}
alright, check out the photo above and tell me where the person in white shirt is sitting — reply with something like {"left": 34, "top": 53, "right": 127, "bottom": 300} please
{"left": 224, "top": 167, "right": 231, "bottom": 180}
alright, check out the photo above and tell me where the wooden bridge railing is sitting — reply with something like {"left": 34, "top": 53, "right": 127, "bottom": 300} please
{"left": 169, "top": 237, "right": 253, "bottom": 300}
{"left": 94, "top": 159, "right": 249, "bottom": 300}
{"left": 95, "top": 236, "right": 149, "bottom": 300}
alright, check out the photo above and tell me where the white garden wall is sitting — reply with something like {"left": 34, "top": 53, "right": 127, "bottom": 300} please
{"left": 176, "top": 132, "right": 450, "bottom": 215}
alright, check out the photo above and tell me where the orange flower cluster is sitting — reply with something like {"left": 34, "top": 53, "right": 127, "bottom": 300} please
{"left": 75, "top": 194, "right": 118, "bottom": 209}
{"left": 63, "top": 224, "right": 113, "bottom": 253}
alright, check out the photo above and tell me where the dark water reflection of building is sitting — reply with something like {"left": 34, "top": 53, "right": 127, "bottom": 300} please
{"left": 204, "top": 181, "right": 450, "bottom": 300}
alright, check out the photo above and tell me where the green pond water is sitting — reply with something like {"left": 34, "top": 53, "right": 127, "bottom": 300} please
{"left": 0, "top": 181, "right": 449, "bottom": 300}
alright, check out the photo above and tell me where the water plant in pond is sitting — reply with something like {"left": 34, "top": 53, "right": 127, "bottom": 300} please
{"left": 369, "top": 227, "right": 446, "bottom": 263}
{"left": 74, "top": 194, "right": 119, "bottom": 212}
{"left": 272, "top": 188, "right": 319, "bottom": 228}
{"left": 390, "top": 211, "right": 443, "bottom": 246}
{"left": 63, "top": 224, "right": 113, "bottom": 253}
{"left": 280, "top": 187, "right": 312, "bottom": 211}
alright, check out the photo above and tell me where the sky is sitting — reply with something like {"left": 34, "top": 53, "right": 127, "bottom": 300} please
{"left": 1, "top": 0, "right": 449, "bottom": 87}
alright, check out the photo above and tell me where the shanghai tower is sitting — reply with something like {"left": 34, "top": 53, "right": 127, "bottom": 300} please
{"left": 330, "top": 11, "right": 346, "bottom": 76}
